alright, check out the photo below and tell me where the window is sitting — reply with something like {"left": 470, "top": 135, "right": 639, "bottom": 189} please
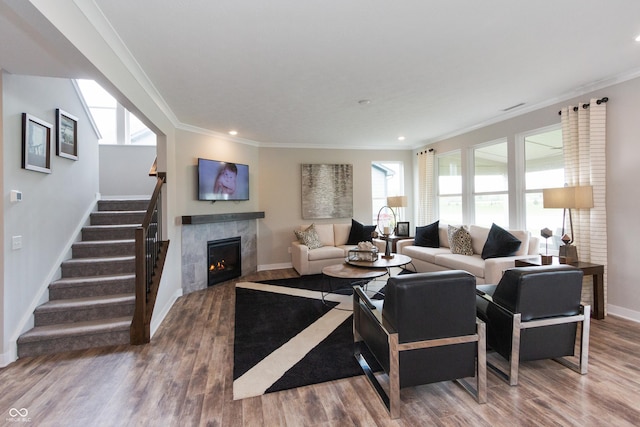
{"left": 76, "top": 79, "right": 156, "bottom": 145}
{"left": 371, "top": 162, "right": 404, "bottom": 225}
{"left": 523, "top": 127, "right": 564, "bottom": 252}
{"left": 473, "top": 141, "right": 509, "bottom": 227}
{"left": 437, "top": 151, "right": 462, "bottom": 224}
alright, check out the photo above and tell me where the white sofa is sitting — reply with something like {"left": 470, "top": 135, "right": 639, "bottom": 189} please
{"left": 397, "top": 224, "right": 540, "bottom": 284}
{"left": 291, "top": 223, "right": 357, "bottom": 275}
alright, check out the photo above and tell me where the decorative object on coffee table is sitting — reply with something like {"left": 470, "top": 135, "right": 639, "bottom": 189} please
{"left": 380, "top": 229, "right": 394, "bottom": 259}
{"left": 543, "top": 185, "right": 593, "bottom": 262}
{"left": 540, "top": 227, "right": 553, "bottom": 264}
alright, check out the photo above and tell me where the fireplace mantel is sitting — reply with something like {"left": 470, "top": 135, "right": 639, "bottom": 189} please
{"left": 181, "top": 211, "right": 265, "bottom": 225}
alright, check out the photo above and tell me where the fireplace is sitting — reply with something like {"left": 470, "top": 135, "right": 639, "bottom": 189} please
{"left": 207, "top": 237, "right": 241, "bottom": 286}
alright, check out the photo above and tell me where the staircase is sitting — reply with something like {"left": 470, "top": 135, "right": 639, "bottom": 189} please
{"left": 17, "top": 199, "right": 149, "bottom": 358}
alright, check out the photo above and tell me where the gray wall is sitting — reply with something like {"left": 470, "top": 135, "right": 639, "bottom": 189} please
{"left": 421, "top": 76, "right": 640, "bottom": 321}
{"left": 99, "top": 144, "right": 156, "bottom": 197}
{"left": 257, "top": 147, "right": 414, "bottom": 269}
{"left": 2, "top": 73, "right": 100, "bottom": 361}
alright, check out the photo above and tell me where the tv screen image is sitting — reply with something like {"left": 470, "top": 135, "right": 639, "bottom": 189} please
{"left": 198, "top": 158, "right": 249, "bottom": 201}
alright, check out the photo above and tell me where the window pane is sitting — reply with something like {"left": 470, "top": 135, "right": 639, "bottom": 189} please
{"left": 525, "top": 128, "right": 563, "bottom": 190}
{"left": 474, "top": 194, "right": 509, "bottom": 227}
{"left": 438, "top": 196, "right": 462, "bottom": 225}
{"left": 474, "top": 141, "right": 508, "bottom": 192}
{"left": 524, "top": 127, "right": 565, "bottom": 253}
{"left": 525, "top": 192, "right": 565, "bottom": 253}
{"left": 90, "top": 107, "right": 116, "bottom": 144}
{"left": 77, "top": 79, "right": 117, "bottom": 108}
{"left": 371, "top": 162, "right": 404, "bottom": 225}
{"left": 438, "top": 152, "right": 461, "bottom": 195}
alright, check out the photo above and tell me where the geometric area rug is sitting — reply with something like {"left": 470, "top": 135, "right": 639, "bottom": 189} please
{"left": 232, "top": 274, "right": 382, "bottom": 400}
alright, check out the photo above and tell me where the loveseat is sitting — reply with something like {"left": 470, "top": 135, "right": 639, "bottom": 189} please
{"left": 397, "top": 222, "right": 540, "bottom": 284}
{"left": 291, "top": 220, "right": 376, "bottom": 275}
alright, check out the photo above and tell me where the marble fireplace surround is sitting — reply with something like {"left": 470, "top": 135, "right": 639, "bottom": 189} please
{"left": 181, "top": 212, "right": 265, "bottom": 295}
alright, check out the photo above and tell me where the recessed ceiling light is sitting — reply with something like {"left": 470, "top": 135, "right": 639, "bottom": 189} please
{"left": 635, "top": 34, "right": 640, "bottom": 42}
{"left": 398, "top": 136, "right": 406, "bottom": 141}
{"left": 358, "top": 99, "right": 371, "bottom": 105}
{"left": 228, "top": 130, "right": 238, "bottom": 136}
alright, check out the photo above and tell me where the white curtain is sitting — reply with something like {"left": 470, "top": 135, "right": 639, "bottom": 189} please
{"left": 417, "top": 149, "right": 435, "bottom": 226}
{"left": 561, "top": 98, "right": 607, "bottom": 310}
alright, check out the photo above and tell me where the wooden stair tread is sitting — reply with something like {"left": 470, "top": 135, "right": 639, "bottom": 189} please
{"left": 18, "top": 317, "right": 132, "bottom": 343}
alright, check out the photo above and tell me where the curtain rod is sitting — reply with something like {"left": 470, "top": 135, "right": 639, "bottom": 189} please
{"left": 558, "top": 97, "right": 608, "bottom": 115}
{"left": 417, "top": 148, "right": 435, "bottom": 156}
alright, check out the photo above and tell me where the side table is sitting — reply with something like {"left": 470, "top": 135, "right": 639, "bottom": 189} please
{"left": 515, "top": 257, "right": 605, "bottom": 319}
{"left": 378, "top": 236, "right": 414, "bottom": 253}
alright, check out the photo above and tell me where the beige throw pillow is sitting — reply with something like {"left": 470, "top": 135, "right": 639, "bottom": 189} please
{"left": 294, "top": 224, "right": 323, "bottom": 249}
{"left": 447, "top": 225, "right": 473, "bottom": 256}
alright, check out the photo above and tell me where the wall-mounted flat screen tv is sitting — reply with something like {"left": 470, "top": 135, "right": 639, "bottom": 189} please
{"left": 198, "top": 158, "right": 249, "bottom": 201}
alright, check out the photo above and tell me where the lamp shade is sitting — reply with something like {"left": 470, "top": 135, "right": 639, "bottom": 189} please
{"left": 386, "top": 196, "right": 407, "bottom": 208}
{"left": 542, "top": 186, "right": 593, "bottom": 209}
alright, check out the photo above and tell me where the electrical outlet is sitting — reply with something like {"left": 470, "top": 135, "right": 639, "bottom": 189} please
{"left": 12, "top": 235, "right": 22, "bottom": 250}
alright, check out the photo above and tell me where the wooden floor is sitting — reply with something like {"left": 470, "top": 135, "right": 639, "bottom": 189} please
{"left": 2, "top": 268, "right": 640, "bottom": 426}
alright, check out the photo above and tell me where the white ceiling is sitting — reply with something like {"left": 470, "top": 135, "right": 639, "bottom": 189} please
{"left": 3, "top": 1, "right": 640, "bottom": 149}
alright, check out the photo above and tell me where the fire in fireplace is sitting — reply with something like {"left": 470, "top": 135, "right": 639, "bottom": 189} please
{"left": 207, "top": 237, "right": 241, "bottom": 286}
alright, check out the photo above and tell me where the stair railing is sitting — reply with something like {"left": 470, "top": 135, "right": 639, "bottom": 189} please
{"left": 130, "top": 168, "right": 169, "bottom": 345}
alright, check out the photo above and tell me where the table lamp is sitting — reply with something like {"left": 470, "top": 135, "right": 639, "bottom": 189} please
{"left": 542, "top": 185, "right": 593, "bottom": 262}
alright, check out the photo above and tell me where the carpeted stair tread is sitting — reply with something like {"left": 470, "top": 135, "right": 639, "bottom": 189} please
{"left": 51, "top": 273, "right": 135, "bottom": 287}
{"left": 73, "top": 239, "right": 136, "bottom": 247}
{"left": 72, "top": 239, "right": 136, "bottom": 258}
{"left": 97, "top": 199, "right": 150, "bottom": 211}
{"left": 90, "top": 211, "right": 146, "bottom": 225}
{"left": 17, "top": 317, "right": 132, "bottom": 343}
{"left": 83, "top": 224, "right": 140, "bottom": 230}
{"left": 63, "top": 255, "right": 135, "bottom": 264}
{"left": 35, "top": 293, "right": 135, "bottom": 312}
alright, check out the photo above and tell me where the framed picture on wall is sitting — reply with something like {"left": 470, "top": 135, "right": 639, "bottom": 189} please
{"left": 396, "top": 221, "right": 410, "bottom": 237}
{"left": 56, "top": 108, "right": 78, "bottom": 160}
{"left": 22, "top": 113, "right": 52, "bottom": 174}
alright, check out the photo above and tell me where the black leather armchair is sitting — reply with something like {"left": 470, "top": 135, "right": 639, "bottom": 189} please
{"left": 476, "top": 265, "right": 590, "bottom": 386}
{"left": 353, "top": 270, "right": 486, "bottom": 419}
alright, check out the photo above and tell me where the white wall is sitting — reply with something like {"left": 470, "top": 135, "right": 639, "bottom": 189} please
{"left": 420, "top": 76, "right": 640, "bottom": 321}
{"left": 99, "top": 144, "right": 156, "bottom": 197}
{"left": 257, "top": 147, "right": 414, "bottom": 269}
{"left": 2, "top": 73, "right": 100, "bottom": 362}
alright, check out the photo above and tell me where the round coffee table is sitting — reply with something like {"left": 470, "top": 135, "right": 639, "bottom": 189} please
{"left": 321, "top": 263, "right": 388, "bottom": 306}
{"left": 322, "top": 263, "right": 388, "bottom": 280}
{"left": 346, "top": 253, "right": 413, "bottom": 270}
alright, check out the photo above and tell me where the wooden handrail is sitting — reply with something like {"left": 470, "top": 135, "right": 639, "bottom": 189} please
{"left": 130, "top": 173, "right": 169, "bottom": 345}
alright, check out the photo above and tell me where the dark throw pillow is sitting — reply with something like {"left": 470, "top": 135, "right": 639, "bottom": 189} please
{"left": 481, "top": 223, "right": 522, "bottom": 259}
{"left": 414, "top": 220, "right": 440, "bottom": 248}
{"left": 347, "top": 219, "right": 376, "bottom": 244}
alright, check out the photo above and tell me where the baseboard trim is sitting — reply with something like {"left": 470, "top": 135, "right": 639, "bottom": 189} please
{"left": 258, "top": 262, "right": 293, "bottom": 272}
{"left": 150, "top": 288, "right": 183, "bottom": 339}
{"left": 607, "top": 304, "right": 640, "bottom": 323}
{"left": 0, "top": 346, "right": 17, "bottom": 368}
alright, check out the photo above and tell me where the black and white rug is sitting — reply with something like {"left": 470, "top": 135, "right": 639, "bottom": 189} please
{"left": 232, "top": 274, "right": 383, "bottom": 400}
